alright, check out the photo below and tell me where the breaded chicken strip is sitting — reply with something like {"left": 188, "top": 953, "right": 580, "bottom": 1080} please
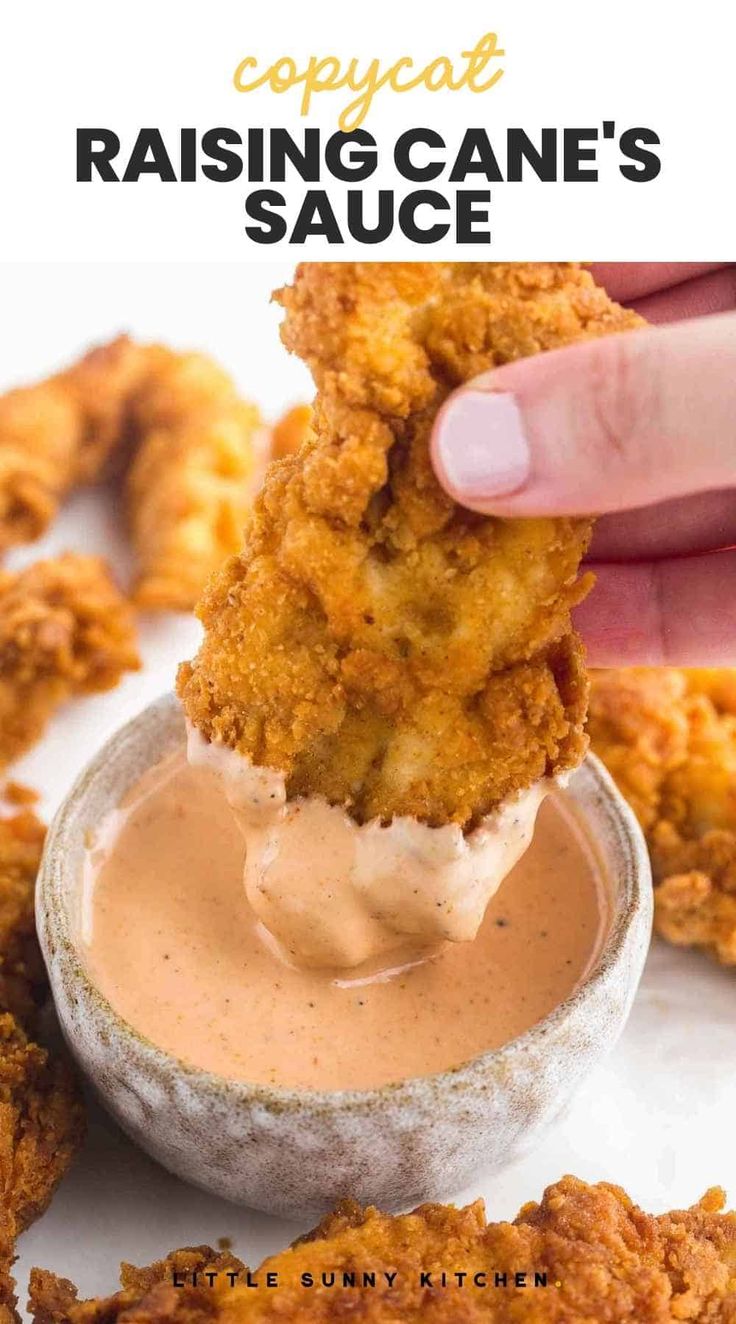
{"left": 0, "top": 811, "right": 47, "bottom": 1028}
{"left": 0, "top": 1231, "right": 15, "bottom": 1324}
{"left": 1, "top": 1016, "right": 85, "bottom": 1324}
{"left": 127, "top": 350, "right": 263, "bottom": 610}
{"left": 0, "top": 807, "right": 46, "bottom": 1324}
{"left": 0, "top": 810, "right": 85, "bottom": 1324}
{"left": 271, "top": 403, "right": 313, "bottom": 460}
{"left": 0, "top": 554, "right": 140, "bottom": 770}
{"left": 0, "top": 337, "right": 263, "bottom": 611}
{"left": 589, "top": 668, "right": 736, "bottom": 964}
{"left": 0, "top": 338, "right": 147, "bottom": 551}
{"left": 29, "top": 1248, "right": 245, "bottom": 1324}
{"left": 0, "top": 1014, "right": 85, "bottom": 1238}
{"left": 28, "top": 1176, "right": 736, "bottom": 1322}
{"left": 179, "top": 263, "right": 643, "bottom": 828}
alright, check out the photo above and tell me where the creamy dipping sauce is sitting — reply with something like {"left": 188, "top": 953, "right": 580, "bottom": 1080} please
{"left": 187, "top": 726, "right": 553, "bottom": 970}
{"left": 81, "top": 752, "right": 610, "bottom": 1092}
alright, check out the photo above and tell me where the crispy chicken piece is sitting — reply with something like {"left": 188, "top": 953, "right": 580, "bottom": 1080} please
{"left": 2, "top": 785, "right": 39, "bottom": 808}
{"left": 0, "top": 811, "right": 85, "bottom": 1324}
{"left": 271, "top": 403, "right": 313, "bottom": 460}
{"left": 0, "top": 336, "right": 264, "bottom": 611}
{"left": 179, "top": 263, "right": 643, "bottom": 828}
{"left": 0, "top": 1240, "right": 15, "bottom": 1324}
{"left": 0, "top": 1015, "right": 85, "bottom": 1238}
{"left": 0, "top": 806, "right": 45, "bottom": 1324}
{"left": 0, "top": 554, "right": 140, "bottom": 770}
{"left": 29, "top": 1248, "right": 245, "bottom": 1324}
{"left": 0, "top": 337, "right": 147, "bottom": 551}
{"left": 0, "top": 811, "right": 47, "bottom": 1028}
{"left": 1, "top": 1017, "right": 85, "bottom": 1324}
{"left": 127, "top": 350, "right": 263, "bottom": 610}
{"left": 587, "top": 669, "right": 690, "bottom": 833}
{"left": 28, "top": 1176, "right": 736, "bottom": 1322}
{"left": 589, "top": 668, "right": 736, "bottom": 964}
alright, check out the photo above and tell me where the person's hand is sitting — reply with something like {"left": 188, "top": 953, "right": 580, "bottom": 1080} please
{"left": 431, "top": 263, "right": 736, "bottom": 666}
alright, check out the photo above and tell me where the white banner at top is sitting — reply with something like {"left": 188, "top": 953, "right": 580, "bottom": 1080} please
{"left": 0, "top": 0, "right": 731, "bottom": 261}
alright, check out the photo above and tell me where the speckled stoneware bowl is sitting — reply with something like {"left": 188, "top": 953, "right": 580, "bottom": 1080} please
{"left": 38, "top": 693, "right": 652, "bottom": 1219}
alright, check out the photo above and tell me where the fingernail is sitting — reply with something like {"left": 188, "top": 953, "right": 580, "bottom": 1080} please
{"left": 435, "top": 391, "right": 530, "bottom": 497}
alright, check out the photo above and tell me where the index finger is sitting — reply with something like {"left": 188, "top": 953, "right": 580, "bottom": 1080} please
{"left": 574, "top": 550, "right": 736, "bottom": 666}
{"left": 590, "top": 263, "right": 726, "bottom": 302}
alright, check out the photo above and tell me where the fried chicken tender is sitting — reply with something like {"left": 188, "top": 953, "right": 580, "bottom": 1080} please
{"left": 2, "top": 785, "right": 39, "bottom": 809}
{"left": 0, "top": 811, "right": 46, "bottom": 1028}
{"left": 0, "top": 336, "right": 264, "bottom": 611}
{"left": 28, "top": 1176, "right": 736, "bottom": 1322}
{"left": 271, "top": 403, "right": 313, "bottom": 459}
{"left": 0, "top": 1015, "right": 85, "bottom": 1238}
{"left": 589, "top": 668, "right": 736, "bottom": 964}
{"left": 0, "top": 811, "right": 85, "bottom": 1324}
{"left": 0, "top": 554, "right": 140, "bottom": 770}
{"left": 179, "top": 263, "right": 643, "bottom": 828}
{"left": 29, "top": 1248, "right": 245, "bottom": 1324}
{"left": 0, "top": 808, "right": 46, "bottom": 1324}
{"left": 0, "top": 337, "right": 147, "bottom": 551}
{"left": 127, "top": 349, "right": 263, "bottom": 610}
{"left": 1, "top": 1016, "right": 85, "bottom": 1324}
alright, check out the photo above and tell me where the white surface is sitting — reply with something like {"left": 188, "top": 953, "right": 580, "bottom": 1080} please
{"left": 3, "top": 265, "right": 734, "bottom": 1306}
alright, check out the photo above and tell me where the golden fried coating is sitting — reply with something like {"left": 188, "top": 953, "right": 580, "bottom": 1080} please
{"left": 28, "top": 1176, "right": 736, "bottom": 1322}
{"left": 2, "top": 785, "right": 39, "bottom": 809}
{"left": 29, "top": 1248, "right": 245, "bottom": 1324}
{"left": 0, "top": 1235, "right": 15, "bottom": 1324}
{"left": 0, "top": 806, "right": 45, "bottom": 1324}
{"left": 0, "top": 811, "right": 47, "bottom": 1028}
{"left": 179, "top": 263, "right": 643, "bottom": 828}
{"left": 0, "top": 1014, "right": 85, "bottom": 1236}
{"left": 587, "top": 668, "right": 690, "bottom": 832}
{"left": 1, "top": 1016, "right": 86, "bottom": 1324}
{"left": 589, "top": 668, "right": 736, "bottom": 964}
{"left": 0, "top": 337, "right": 147, "bottom": 551}
{"left": 0, "top": 554, "right": 140, "bottom": 770}
{"left": 271, "top": 403, "right": 313, "bottom": 460}
{"left": 127, "top": 349, "right": 262, "bottom": 610}
{"left": 0, "top": 336, "right": 263, "bottom": 611}
{"left": 0, "top": 811, "right": 85, "bottom": 1324}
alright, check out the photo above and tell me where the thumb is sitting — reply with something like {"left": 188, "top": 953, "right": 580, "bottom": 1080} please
{"left": 431, "top": 313, "right": 736, "bottom": 516}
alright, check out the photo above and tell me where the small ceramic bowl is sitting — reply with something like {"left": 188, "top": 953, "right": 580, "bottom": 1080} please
{"left": 38, "top": 693, "right": 652, "bottom": 1219}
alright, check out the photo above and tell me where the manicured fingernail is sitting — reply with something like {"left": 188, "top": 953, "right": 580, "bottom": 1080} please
{"left": 435, "top": 391, "right": 530, "bottom": 497}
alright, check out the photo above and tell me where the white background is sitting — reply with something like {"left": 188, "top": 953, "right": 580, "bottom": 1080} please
{"left": 0, "top": 0, "right": 734, "bottom": 259}
{"left": 3, "top": 263, "right": 735, "bottom": 1308}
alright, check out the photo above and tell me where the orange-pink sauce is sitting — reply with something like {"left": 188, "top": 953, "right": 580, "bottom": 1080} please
{"left": 81, "top": 752, "right": 610, "bottom": 1091}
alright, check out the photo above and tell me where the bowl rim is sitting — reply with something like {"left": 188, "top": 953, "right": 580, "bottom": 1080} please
{"left": 38, "top": 691, "right": 652, "bottom": 1116}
